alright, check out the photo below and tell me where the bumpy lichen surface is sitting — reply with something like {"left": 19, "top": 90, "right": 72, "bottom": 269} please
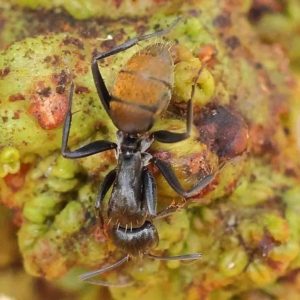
{"left": 0, "top": 0, "right": 299, "bottom": 300}
{"left": 249, "top": 0, "right": 300, "bottom": 72}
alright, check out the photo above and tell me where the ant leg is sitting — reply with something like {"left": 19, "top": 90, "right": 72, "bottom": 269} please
{"left": 61, "top": 82, "right": 117, "bottom": 159}
{"left": 153, "top": 65, "right": 205, "bottom": 143}
{"left": 142, "top": 168, "right": 157, "bottom": 217}
{"left": 93, "top": 18, "right": 181, "bottom": 61}
{"left": 91, "top": 18, "right": 181, "bottom": 116}
{"left": 152, "top": 157, "right": 226, "bottom": 198}
{"left": 91, "top": 61, "right": 111, "bottom": 116}
{"left": 155, "top": 199, "right": 196, "bottom": 219}
{"left": 79, "top": 255, "right": 132, "bottom": 287}
{"left": 95, "top": 169, "right": 117, "bottom": 229}
{"left": 142, "top": 166, "right": 195, "bottom": 220}
{"left": 148, "top": 253, "right": 201, "bottom": 261}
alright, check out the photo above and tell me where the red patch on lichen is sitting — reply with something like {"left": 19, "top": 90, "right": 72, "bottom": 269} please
{"left": 29, "top": 91, "right": 68, "bottom": 130}
{"left": 75, "top": 86, "right": 90, "bottom": 94}
{"left": 213, "top": 12, "right": 232, "bottom": 28}
{"left": 152, "top": 0, "right": 169, "bottom": 3}
{"left": 100, "top": 39, "right": 117, "bottom": 51}
{"left": 0, "top": 67, "right": 10, "bottom": 78}
{"left": 74, "top": 60, "right": 88, "bottom": 75}
{"left": 12, "top": 210, "right": 23, "bottom": 227}
{"left": 62, "top": 37, "right": 84, "bottom": 50}
{"left": 9, "top": 93, "right": 26, "bottom": 102}
{"left": 12, "top": 111, "right": 20, "bottom": 119}
{"left": 113, "top": 0, "right": 122, "bottom": 8}
{"left": 249, "top": 124, "right": 278, "bottom": 155}
{"left": 52, "top": 70, "right": 69, "bottom": 86}
{"left": 94, "top": 225, "right": 108, "bottom": 242}
{"left": 183, "top": 153, "right": 211, "bottom": 176}
{"left": 195, "top": 105, "right": 248, "bottom": 159}
{"left": 3, "top": 163, "right": 31, "bottom": 192}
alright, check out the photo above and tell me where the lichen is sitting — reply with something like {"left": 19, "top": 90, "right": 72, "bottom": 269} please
{"left": 0, "top": 1, "right": 299, "bottom": 300}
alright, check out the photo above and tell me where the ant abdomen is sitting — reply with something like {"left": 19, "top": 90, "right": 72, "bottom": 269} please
{"left": 110, "top": 44, "right": 174, "bottom": 134}
{"left": 111, "top": 221, "right": 159, "bottom": 257}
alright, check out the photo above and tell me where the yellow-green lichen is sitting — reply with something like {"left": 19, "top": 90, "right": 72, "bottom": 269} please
{"left": 0, "top": 146, "right": 21, "bottom": 177}
{"left": 218, "top": 247, "right": 248, "bottom": 277}
{"left": 0, "top": 2, "right": 299, "bottom": 300}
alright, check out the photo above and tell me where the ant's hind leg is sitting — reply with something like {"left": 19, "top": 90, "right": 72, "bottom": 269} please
{"left": 155, "top": 197, "right": 198, "bottom": 220}
{"left": 95, "top": 169, "right": 117, "bottom": 229}
{"left": 153, "top": 65, "right": 205, "bottom": 143}
{"left": 61, "top": 82, "right": 117, "bottom": 159}
{"left": 93, "top": 18, "right": 181, "bottom": 62}
{"left": 152, "top": 157, "right": 227, "bottom": 198}
{"left": 79, "top": 255, "right": 132, "bottom": 287}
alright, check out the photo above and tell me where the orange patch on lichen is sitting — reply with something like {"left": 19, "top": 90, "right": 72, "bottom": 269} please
{"left": 197, "top": 44, "right": 218, "bottom": 67}
{"left": 184, "top": 153, "right": 210, "bottom": 175}
{"left": 29, "top": 92, "right": 68, "bottom": 130}
{"left": 3, "top": 163, "right": 31, "bottom": 192}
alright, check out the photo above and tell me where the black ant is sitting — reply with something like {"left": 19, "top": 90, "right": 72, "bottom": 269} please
{"left": 61, "top": 18, "right": 225, "bottom": 286}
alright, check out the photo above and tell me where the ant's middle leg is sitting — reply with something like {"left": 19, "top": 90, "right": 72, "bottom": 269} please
{"left": 142, "top": 168, "right": 157, "bottom": 218}
{"left": 94, "top": 169, "right": 117, "bottom": 229}
{"left": 154, "top": 199, "right": 197, "bottom": 220}
{"left": 142, "top": 167, "right": 196, "bottom": 220}
{"left": 91, "top": 18, "right": 181, "bottom": 116}
{"left": 61, "top": 82, "right": 117, "bottom": 159}
{"left": 152, "top": 65, "right": 205, "bottom": 143}
{"left": 152, "top": 157, "right": 227, "bottom": 198}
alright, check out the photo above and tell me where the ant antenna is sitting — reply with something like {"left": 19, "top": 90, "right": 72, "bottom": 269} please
{"left": 62, "top": 57, "right": 74, "bottom": 82}
{"left": 190, "top": 63, "right": 206, "bottom": 100}
{"left": 137, "top": 17, "right": 182, "bottom": 42}
{"left": 79, "top": 255, "right": 132, "bottom": 287}
{"left": 148, "top": 252, "right": 201, "bottom": 261}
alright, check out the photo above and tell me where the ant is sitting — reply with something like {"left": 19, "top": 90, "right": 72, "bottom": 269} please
{"left": 61, "top": 18, "right": 225, "bottom": 286}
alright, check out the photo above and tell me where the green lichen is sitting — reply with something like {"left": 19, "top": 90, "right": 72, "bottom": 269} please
{"left": 174, "top": 59, "right": 215, "bottom": 106}
{"left": 23, "top": 192, "right": 63, "bottom": 224}
{"left": 0, "top": 146, "right": 21, "bottom": 177}
{"left": 253, "top": 0, "right": 300, "bottom": 71}
{"left": 219, "top": 247, "right": 248, "bottom": 277}
{"left": 0, "top": 1, "right": 299, "bottom": 300}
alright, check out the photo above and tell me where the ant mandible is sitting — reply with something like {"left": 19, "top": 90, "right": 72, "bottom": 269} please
{"left": 61, "top": 18, "right": 225, "bottom": 286}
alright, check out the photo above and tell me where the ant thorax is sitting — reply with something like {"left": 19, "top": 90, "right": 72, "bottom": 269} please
{"left": 115, "top": 130, "right": 154, "bottom": 163}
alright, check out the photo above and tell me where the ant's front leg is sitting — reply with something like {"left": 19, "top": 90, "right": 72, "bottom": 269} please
{"left": 61, "top": 82, "right": 117, "bottom": 159}
{"left": 152, "top": 65, "right": 204, "bottom": 143}
{"left": 152, "top": 157, "right": 227, "bottom": 198}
